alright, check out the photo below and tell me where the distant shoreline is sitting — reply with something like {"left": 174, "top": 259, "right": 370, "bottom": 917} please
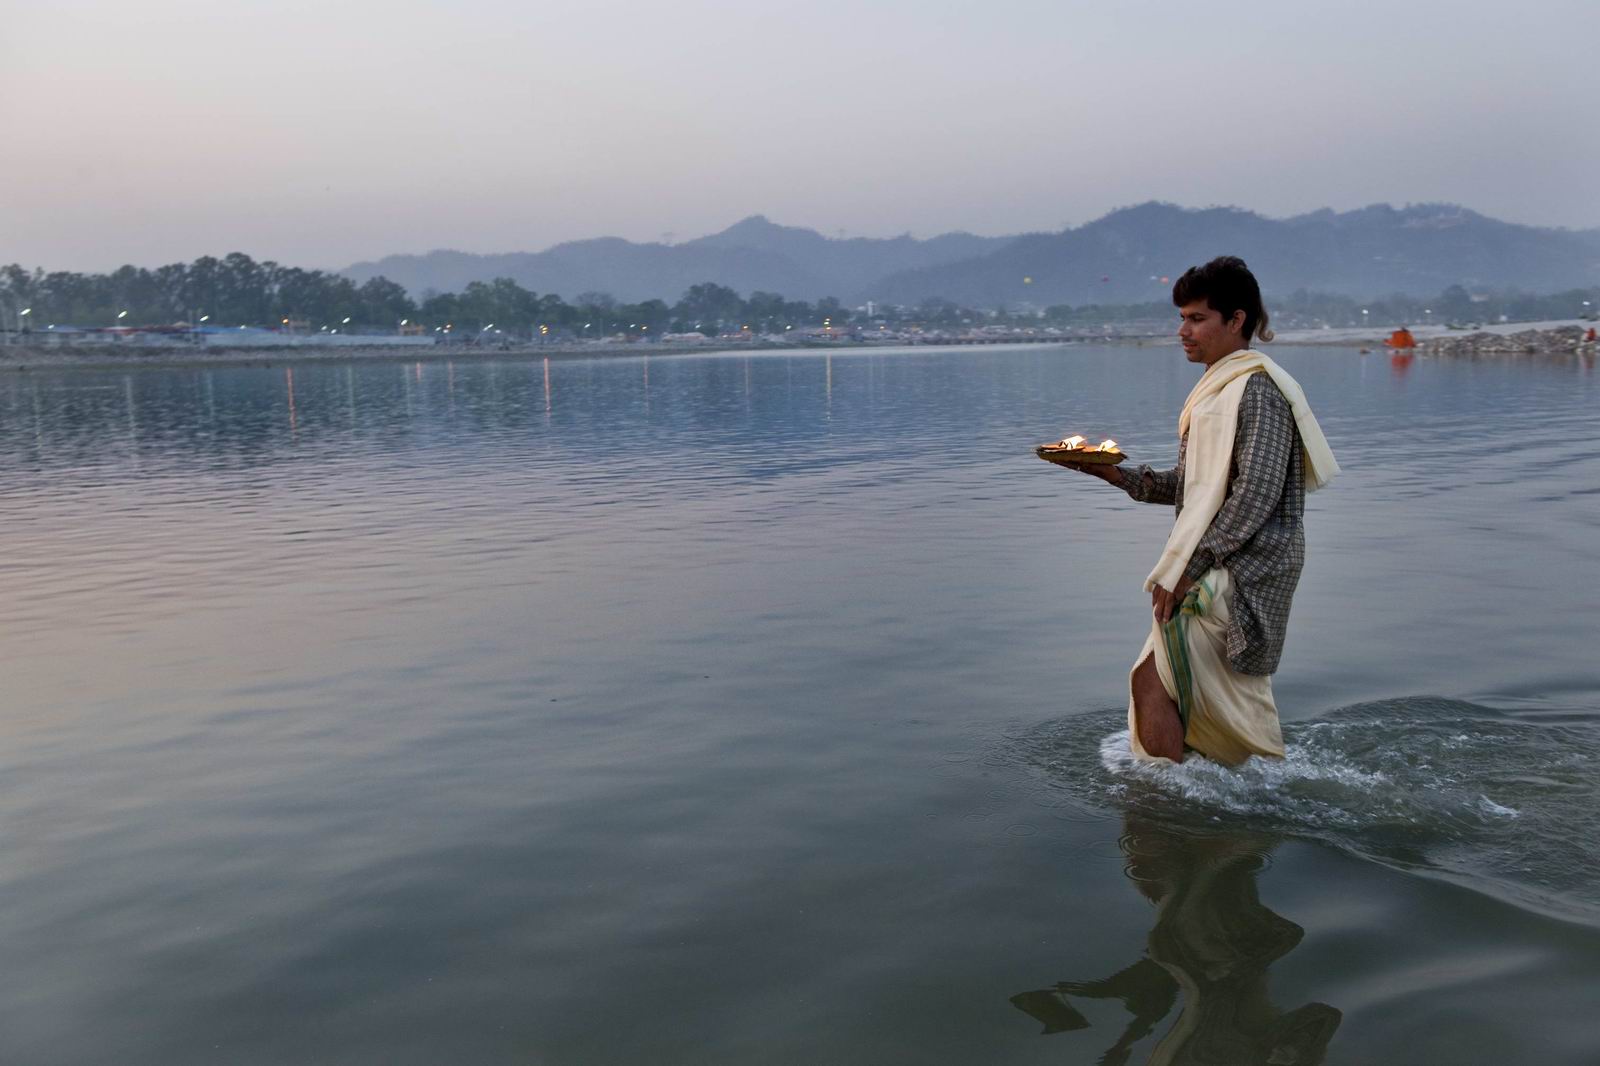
{"left": 0, "top": 322, "right": 1592, "bottom": 373}
{"left": 0, "top": 336, "right": 1068, "bottom": 373}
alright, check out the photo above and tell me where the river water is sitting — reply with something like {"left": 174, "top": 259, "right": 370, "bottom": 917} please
{"left": 2, "top": 344, "right": 1596, "bottom": 1063}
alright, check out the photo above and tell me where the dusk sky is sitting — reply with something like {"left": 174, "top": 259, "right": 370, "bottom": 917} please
{"left": 4, "top": 0, "right": 1596, "bottom": 272}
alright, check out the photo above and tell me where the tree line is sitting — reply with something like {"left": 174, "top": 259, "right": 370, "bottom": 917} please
{"left": 0, "top": 256, "right": 857, "bottom": 339}
{"left": 2, "top": 254, "right": 1593, "bottom": 339}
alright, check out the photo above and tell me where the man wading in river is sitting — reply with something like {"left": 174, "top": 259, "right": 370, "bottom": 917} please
{"left": 1067, "top": 257, "right": 1339, "bottom": 764}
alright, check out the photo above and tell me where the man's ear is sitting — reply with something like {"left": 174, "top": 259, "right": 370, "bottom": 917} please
{"left": 1228, "top": 309, "right": 1247, "bottom": 335}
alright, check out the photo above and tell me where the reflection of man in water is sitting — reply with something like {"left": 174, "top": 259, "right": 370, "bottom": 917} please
{"left": 1010, "top": 815, "right": 1341, "bottom": 1065}
{"left": 1066, "top": 257, "right": 1339, "bottom": 764}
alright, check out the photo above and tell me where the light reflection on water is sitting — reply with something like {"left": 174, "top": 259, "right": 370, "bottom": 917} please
{"left": 1, "top": 345, "right": 1597, "bottom": 1064}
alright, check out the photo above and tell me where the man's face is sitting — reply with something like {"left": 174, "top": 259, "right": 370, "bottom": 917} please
{"left": 1177, "top": 300, "right": 1245, "bottom": 365}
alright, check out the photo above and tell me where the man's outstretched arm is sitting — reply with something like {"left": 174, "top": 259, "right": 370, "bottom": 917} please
{"left": 1118, "top": 463, "right": 1180, "bottom": 505}
{"left": 1064, "top": 459, "right": 1179, "bottom": 504}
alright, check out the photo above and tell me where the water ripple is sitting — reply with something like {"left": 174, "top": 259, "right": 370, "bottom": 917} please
{"left": 1017, "top": 696, "right": 1600, "bottom": 923}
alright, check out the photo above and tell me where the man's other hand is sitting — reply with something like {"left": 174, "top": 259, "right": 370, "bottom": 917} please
{"left": 1151, "top": 573, "right": 1195, "bottom": 624}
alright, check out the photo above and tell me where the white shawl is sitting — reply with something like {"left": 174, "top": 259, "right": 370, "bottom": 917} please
{"left": 1144, "top": 349, "right": 1339, "bottom": 594}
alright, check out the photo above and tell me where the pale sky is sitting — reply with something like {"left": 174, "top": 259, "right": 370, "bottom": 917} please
{"left": 3, "top": 0, "right": 1596, "bottom": 272}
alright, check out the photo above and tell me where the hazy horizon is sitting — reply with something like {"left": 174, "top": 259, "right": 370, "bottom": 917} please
{"left": 6, "top": 199, "right": 1600, "bottom": 279}
{"left": 4, "top": 0, "right": 1596, "bottom": 273}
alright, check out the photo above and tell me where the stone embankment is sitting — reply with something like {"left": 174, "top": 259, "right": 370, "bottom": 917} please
{"left": 1421, "top": 324, "right": 1596, "bottom": 356}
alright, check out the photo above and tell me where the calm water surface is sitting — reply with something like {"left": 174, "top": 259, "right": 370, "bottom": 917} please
{"left": 2, "top": 345, "right": 1597, "bottom": 1064}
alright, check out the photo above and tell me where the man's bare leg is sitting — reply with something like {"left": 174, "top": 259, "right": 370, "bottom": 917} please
{"left": 1132, "top": 654, "right": 1185, "bottom": 762}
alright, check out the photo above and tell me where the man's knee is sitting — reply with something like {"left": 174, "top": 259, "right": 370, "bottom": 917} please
{"left": 1132, "top": 655, "right": 1184, "bottom": 761}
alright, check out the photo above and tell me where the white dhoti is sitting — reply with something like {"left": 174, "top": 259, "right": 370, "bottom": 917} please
{"left": 1127, "top": 567, "right": 1284, "bottom": 766}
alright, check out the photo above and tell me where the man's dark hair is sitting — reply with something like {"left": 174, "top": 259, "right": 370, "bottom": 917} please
{"left": 1171, "top": 256, "right": 1274, "bottom": 343}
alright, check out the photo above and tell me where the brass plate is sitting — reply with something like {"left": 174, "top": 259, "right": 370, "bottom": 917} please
{"left": 1035, "top": 446, "right": 1127, "bottom": 466}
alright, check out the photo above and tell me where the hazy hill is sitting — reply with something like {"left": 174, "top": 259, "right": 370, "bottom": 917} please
{"left": 683, "top": 216, "right": 1002, "bottom": 294}
{"left": 341, "top": 216, "right": 1010, "bottom": 302}
{"left": 869, "top": 202, "right": 1600, "bottom": 306}
{"left": 342, "top": 204, "right": 1600, "bottom": 307}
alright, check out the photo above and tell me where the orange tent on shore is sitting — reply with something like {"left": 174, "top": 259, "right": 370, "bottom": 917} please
{"left": 1385, "top": 327, "right": 1416, "bottom": 349}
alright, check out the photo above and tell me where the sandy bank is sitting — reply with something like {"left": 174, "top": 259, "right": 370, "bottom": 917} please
{"left": 0, "top": 336, "right": 1069, "bottom": 373}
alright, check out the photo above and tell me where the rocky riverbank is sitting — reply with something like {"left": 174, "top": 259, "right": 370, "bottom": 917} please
{"left": 1419, "top": 324, "right": 1596, "bottom": 356}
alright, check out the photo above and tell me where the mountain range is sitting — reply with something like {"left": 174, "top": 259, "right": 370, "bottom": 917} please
{"left": 341, "top": 203, "right": 1600, "bottom": 307}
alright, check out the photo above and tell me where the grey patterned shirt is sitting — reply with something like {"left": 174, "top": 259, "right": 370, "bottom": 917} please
{"left": 1119, "top": 373, "right": 1305, "bottom": 676}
